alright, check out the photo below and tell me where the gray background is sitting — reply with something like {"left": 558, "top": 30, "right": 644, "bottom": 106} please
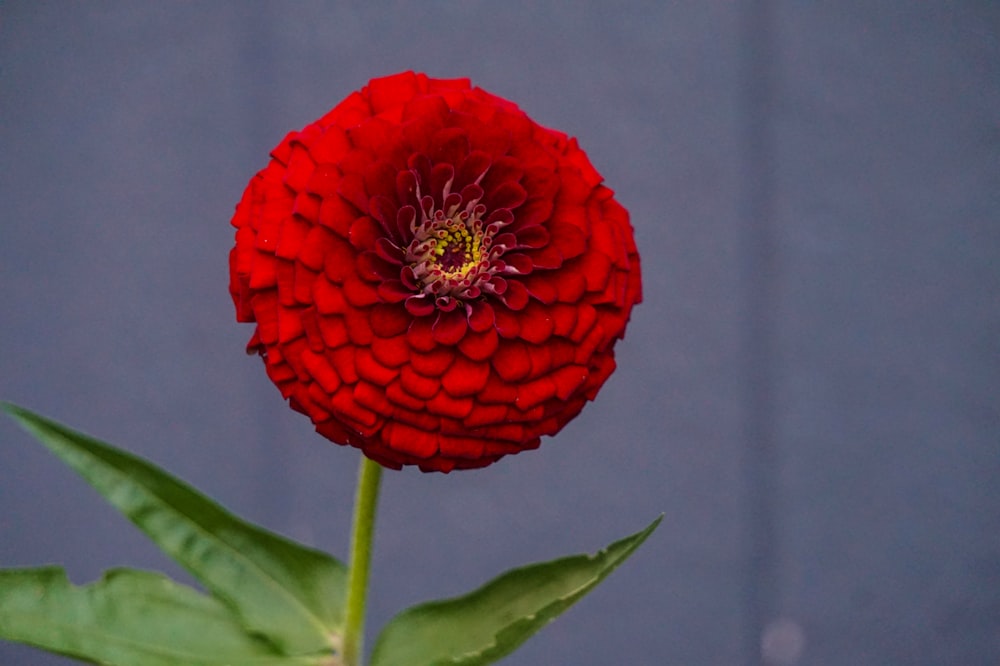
{"left": 1, "top": 2, "right": 997, "bottom": 665}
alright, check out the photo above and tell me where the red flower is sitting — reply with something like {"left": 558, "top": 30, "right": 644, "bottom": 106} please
{"left": 229, "top": 72, "right": 641, "bottom": 472}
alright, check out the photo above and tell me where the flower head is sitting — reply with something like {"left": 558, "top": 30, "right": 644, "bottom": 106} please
{"left": 229, "top": 72, "right": 641, "bottom": 472}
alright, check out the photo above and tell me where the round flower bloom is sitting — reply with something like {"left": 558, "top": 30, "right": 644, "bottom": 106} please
{"left": 229, "top": 72, "right": 641, "bottom": 472}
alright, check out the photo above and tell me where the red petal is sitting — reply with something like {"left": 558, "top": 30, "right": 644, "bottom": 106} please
{"left": 515, "top": 302, "right": 554, "bottom": 344}
{"left": 551, "top": 269, "right": 587, "bottom": 303}
{"left": 299, "top": 383, "right": 332, "bottom": 419}
{"left": 569, "top": 303, "right": 597, "bottom": 343}
{"left": 349, "top": 121, "right": 401, "bottom": 160}
{"left": 370, "top": 335, "right": 411, "bottom": 368}
{"left": 573, "top": 323, "right": 605, "bottom": 365}
{"left": 353, "top": 381, "right": 394, "bottom": 417}
{"left": 513, "top": 197, "right": 553, "bottom": 229}
{"left": 426, "top": 391, "right": 474, "bottom": 419}
{"left": 493, "top": 307, "right": 520, "bottom": 338}
{"left": 458, "top": 327, "right": 499, "bottom": 361}
{"left": 315, "top": 418, "right": 354, "bottom": 447}
{"left": 410, "top": 346, "right": 455, "bottom": 376}
{"left": 478, "top": 423, "right": 528, "bottom": 447}
{"left": 276, "top": 211, "right": 310, "bottom": 261}
{"left": 385, "top": 379, "right": 425, "bottom": 411}
{"left": 522, "top": 273, "right": 558, "bottom": 304}
{"left": 462, "top": 403, "right": 509, "bottom": 428}
{"left": 306, "top": 162, "right": 340, "bottom": 198}
{"left": 344, "top": 307, "right": 374, "bottom": 345}
{"left": 549, "top": 339, "right": 577, "bottom": 367}
{"left": 356, "top": 347, "right": 399, "bottom": 385}
{"left": 248, "top": 249, "right": 278, "bottom": 289}
{"left": 251, "top": 292, "right": 279, "bottom": 343}
{"left": 394, "top": 205, "right": 417, "bottom": 242}
{"left": 318, "top": 90, "right": 370, "bottom": 128}
{"left": 322, "top": 236, "right": 358, "bottom": 283}
{"left": 467, "top": 301, "right": 495, "bottom": 333}
{"left": 499, "top": 280, "right": 529, "bottom": 311}
{"left": 292, "top": 263, "right": 318, "bottom": 305}
{"left": 399, "top": 365, "right": 440, "bottom": 399}
{"left": 516, "top": 225, "right": 549, "bottom": 249}
{"left": 369, "top": 303, "right": 411, "bottom": 337}
{"left": 405, "top": 294, "right": 436, "bottom": 317}
{"left": 525, "top": 343, "right": 553, "bottom": 377}
{"left": 441, "top": 356, "right": 490, "bottom": 397}
{"left": 283, "top": 144, "right": 315, "bottom": 192}
{"left": 438, "top": 433, "right": 485, "bottom": 461}
{"left": 554, "top": 166, "right": 591, "bottom": 204}
{"left": 432, "top": 127, "right": 470, "bottom": 166}
{"left": 300, "top": 350, "right": 342, "bottom": 394}
{"left": 377, "top": 280, "right": 412, "bottom": 303}
{"left": 586, "top": 353, "right": 617, "bottom": 393}
{"left": 576, "top": 250, "right": 612, "bottom": 292}
{"left": 550, "top": 303, "right": 578, "bottom": 337}
{"left": 456, "top": 150, "right": 492, "bottom": 189}
{"left": 277, "top": 304, "right": 304, "bottom": 343}
{"left": 315, "top": 277, "right": 348, "bottom": 314}
{"left": 330, "top": 386, "right": 379, "bottom": 429}
{"left": 329, "top": 345, "right": 359, "bottom": 384}
{"left": 338, "top": 173, "right": 369, "bottom": 213}
{"left": 369, "top": 158, "right": 403, "bottom": 199}
{"left": 432, "top": 308, "right": 468, "bottom": 345}
{"left": 479, "top": 374, "right": 518, "bottom": 404}
{"left": 367, "top": 71, "right": 421, "bottom": 113}
{"left": 529, "top": 242, "right": 563, "bottom": 270}
{"left": 407, "top": 315, "right": 437, "bottom": 351}
{"left": 369, "top": 195, "right": 398, "bottom": 237}
{"left": 269, "top": 132, "right": 295, "bottom": 164}
{"left": 548, "top": 219, "right": 588, "bottom": 260}
{"left": 348, "top": 215, "right": 382, "bottom": 251}
{"left": 486, "top": 181, "right": 528, "bottom": 210}
{"left": 318, "top": 314, "right": 349, "bottom": 349}
{"left": 515, "top": 376, "right": 557, "bottom": 411}
{"left": 430, "top": 163, "right": 456, "bottom": 207}
{"left": 456, "top": 112, "right": 511, "bottom": 156}
{"left": 317, "top": 195, "right": 356, "bottom": 237}
{"left": 402, "top": 94, "right": 450, "bottom": 123}
{"left": 502, "top": 253, "right": 533, "bottom": 275}
{"left": 490, "top": 341, "right": 531, "bottom": 381}
{"left": 503, "top": 403, "right": 544, "bottom": 423}
{"left": 374, "top": 237, "right": 405, "bottom": 264}
{"left": 292, "top": 191, "right": 321, "bottom": 224}
{"left": 276, "top": 261, "right": 297, "bottom": 306}
{"left": 357, "top": 251, "right": 398, "bottom": 282}
{"left": 549, "top": 365, "right": 589, "bottom": 400}
{"left": 300, "top": 306, "right": 325, "bottom": 352}
{"left": 307, "top": 128, "right": 350, "bottom": 165}
{"left": 383, "top": 421, "right": 438, "bottom": 459}
{"left": 480, "top": 156, "right": 522, "bottom": 192}
{"left": 388, "top": 404, "right": 440, "bottom": 432}
{"left": 343, "top": 275, "right": 380, "bottom": 307}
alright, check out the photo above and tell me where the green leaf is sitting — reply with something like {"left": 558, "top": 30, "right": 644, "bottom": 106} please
{"left": 0, "top": 567, "right": 329, "bottom": 666}
{"left": 1, "top": 403, "right": 346, "bottom": 656}
{"left": 369, "top": 515, "right": 662, "bottom": 666}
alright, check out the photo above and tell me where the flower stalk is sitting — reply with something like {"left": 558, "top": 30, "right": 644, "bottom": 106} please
{"left": 342, "top": 455, "right": 383, "bottom": 666}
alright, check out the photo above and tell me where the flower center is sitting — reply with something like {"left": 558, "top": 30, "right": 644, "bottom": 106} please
{"left": 432, "top": 220, "right": 482, "bottom": 275}
{"left": 403, "top": 182, "right": 512, "bottom": 307}
{"left": 406, "top": 203, "right": 490, "bottom": 299}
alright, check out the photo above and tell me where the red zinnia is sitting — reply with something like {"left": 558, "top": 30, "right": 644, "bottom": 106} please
{"left": 229, "top": 72, "right": 641, "bottom": 472}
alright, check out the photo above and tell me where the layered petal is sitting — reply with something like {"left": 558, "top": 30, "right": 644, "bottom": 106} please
{"left": 229, "top": 71, "right": 641, "bottom": 472}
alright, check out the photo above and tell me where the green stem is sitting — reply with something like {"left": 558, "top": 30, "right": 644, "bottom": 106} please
{"left": 342, "top": 455, "right": 383, "bottom": 666}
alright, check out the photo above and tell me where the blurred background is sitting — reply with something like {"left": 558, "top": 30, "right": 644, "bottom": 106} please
{"left": 1, "top": 2, "right": 997, "bottom": 664}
